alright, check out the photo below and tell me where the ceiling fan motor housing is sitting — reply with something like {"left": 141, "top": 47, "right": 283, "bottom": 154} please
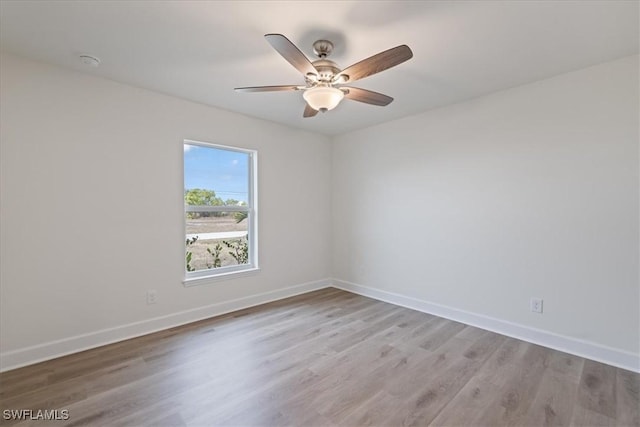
{"left": 310, "top": 59, "right": 340, "bottom": 83}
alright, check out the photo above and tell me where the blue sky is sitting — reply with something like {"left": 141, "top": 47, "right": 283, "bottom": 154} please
{"left": 184, "top": 144, "right": 248, "bottom": 203}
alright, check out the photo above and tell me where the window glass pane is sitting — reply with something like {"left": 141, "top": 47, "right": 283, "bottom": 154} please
{"left": 186, "top": 212, "right": 249, "bottom": 271}
{"left": 184, "top": 141, "right": 255, "bottom": 279}
{"left": 184, "top": 144, "right": 249, "bottom": 206}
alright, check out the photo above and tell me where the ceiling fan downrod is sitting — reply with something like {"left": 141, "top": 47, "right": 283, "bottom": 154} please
{"left": 312, "top": 40, "right": 333, "bottom": 58}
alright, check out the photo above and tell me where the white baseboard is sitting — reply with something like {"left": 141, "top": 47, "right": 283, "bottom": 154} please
{"left": 4, "top": 278, "right": 637, "bottom": 374}
{"left": 331, "top": 278, "right": 640, "bottom": 373}
{"left": 0, "top": 278, "right": 332, "bottom": 372}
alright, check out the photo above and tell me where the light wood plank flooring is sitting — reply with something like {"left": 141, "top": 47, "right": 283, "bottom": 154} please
{"left": 1, "top": 288, "right": 638, "bottom": 426}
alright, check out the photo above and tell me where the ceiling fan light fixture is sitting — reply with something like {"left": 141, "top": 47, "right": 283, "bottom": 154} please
{"left": 303, "top": 86, "right": 344, "bottom": 112}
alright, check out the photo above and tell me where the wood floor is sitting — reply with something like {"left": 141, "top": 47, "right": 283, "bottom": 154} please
{"left": 1, "top": 288, "right": 638, "bottom": 427}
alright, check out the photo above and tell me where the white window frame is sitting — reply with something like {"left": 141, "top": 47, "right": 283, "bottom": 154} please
{"left": 183, "top": 140, "right": 258, "bottom": 285}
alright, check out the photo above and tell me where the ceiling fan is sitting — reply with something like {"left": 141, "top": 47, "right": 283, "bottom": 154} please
{"left": 235, "top": 34, "right": 413, "bottom": 118}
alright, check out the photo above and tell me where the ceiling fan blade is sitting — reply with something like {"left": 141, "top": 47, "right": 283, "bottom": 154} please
{"left": 334, "top": 45, "right": 413, "bottom": 84}
{"left": 303, "top": 103, "right": 318, "bottom": 118}
{"left": 343, "top": 87, "right": 393, "bottom": 106}
{"left": 234, "top": 85, "right": 301, "bottom": 93}
{"left": 265, "top": 34, "right": 318, "bottom": 77}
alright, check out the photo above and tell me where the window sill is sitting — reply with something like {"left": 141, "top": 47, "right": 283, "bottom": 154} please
{"left": 183, "top": 267, "right": 261, "bottom": 287}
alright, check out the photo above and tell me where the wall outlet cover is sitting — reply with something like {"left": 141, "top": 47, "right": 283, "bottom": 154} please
{"left": 530, "top": 297, "right": 543, "bottom": 314}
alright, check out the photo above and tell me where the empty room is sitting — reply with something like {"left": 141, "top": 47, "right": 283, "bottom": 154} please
{"left": 0, "top": 1, "right": 638, "bottom": 426}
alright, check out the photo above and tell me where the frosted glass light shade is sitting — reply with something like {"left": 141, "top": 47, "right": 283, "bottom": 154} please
{"left": 303, "top": 86, "right": 344, "bottom": 111}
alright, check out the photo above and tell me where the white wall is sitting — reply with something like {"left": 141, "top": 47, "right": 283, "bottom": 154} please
{"left": 332, "top": 55, "right": 639, "bottom": 367}
{"left": 2, "top": 52, "right": 638, "bottom": 372}
{"left": 0, "top": 53, "right": 332, "bottom": 370}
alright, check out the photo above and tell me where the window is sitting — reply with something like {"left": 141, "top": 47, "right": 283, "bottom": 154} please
{"left": 183, "top": 140, "right": 257, "bottom": 283}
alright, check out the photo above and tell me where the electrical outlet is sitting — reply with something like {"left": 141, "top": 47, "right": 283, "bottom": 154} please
{"left": 530, "top": 297, "right": 543, "bottom": 314}
{"left": 146, "top": 290, "right": 157, "bottom": 305}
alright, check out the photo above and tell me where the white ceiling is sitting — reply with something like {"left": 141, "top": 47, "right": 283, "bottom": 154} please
{"left": 1, "top": 1, "right": 638, "bottom": 136}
